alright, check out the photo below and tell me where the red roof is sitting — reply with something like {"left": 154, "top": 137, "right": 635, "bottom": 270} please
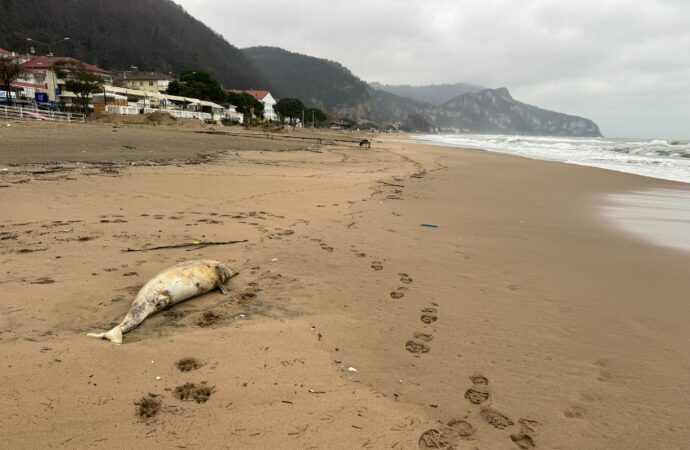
{"left": 227, "top": 89, "right": 270, "bottom": 100}
{"left": 20, "top": 56, "right": 110, "bottom": 74}
{"left": 11, "top": 81, "right": 48, "bottom": 93}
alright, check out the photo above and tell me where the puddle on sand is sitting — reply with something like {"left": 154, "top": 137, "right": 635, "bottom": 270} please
{"left": 603, "top": 189, "right": 690, "bottom": 253}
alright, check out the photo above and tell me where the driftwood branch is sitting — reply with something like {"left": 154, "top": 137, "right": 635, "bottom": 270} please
{"left": 123, "top": 239, "right": 248, "bottom": 252}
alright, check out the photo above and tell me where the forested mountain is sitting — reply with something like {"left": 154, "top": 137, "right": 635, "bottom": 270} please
{"left": 245, "top": 47, "right": 602, "bottom": 136}
{"left": 370, "top": 82, "right": 484, "bottom": 105}
{"left": 0, "top": 0, "right": 274, "bottom": 91}
{"left": 243, "top": 46, "right": 372, "bottom": 117}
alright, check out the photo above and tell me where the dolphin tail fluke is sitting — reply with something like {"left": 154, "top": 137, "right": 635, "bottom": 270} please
{"left": 87, "top": 326, "right": 123, "bottom": 344}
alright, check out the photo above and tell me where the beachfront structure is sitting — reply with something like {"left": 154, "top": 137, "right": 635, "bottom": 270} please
{"left": 19, "top": 56, "right": 113, "bottom": 103}
{"left": 101, "top": 85, "right": 243, "bottom": 124}
{"left": 117, "top": 71, "right": 172, "bottom": 94}
{"left": 228, "top": 89, "right": 278, "bottom": 121}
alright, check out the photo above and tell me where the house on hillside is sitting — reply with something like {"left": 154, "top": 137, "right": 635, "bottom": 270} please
{"left": 20, "top": 56, "right": 113, "bottom": 103}
{"left": 116, "top": 71, "right": 172, "bottom": 94}
{"left": 227, "top": 89, "right": 278, "bottom": 121}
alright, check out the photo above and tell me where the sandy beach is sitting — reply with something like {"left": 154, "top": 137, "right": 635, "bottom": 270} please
{"left": 1, "top": 121, "right": 689, "bottom": 449}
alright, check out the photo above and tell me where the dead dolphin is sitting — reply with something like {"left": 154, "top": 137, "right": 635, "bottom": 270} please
{"left": 88, "top": 260, "right": 238, "bottom": 344}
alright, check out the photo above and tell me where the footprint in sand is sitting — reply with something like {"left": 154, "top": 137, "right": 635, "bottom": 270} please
{"left": 371, "top": 261, "right": 384, "bottom": 271}
{"left": 465, "top": 374, "right": 490, "bottom": 404}
{"left": 172, "top": 382, "right": 214, "bottom": 403}
{"left": 447, "top": 419, "right": 476, "bottom": 439}
{"left": 510, "top": 419, "right": 539, "bottom": 449}
{"left": 418, "top": 419, "right": 476, "bottom": 449}
{"left": 390, "top": 287, "right": 408, "bottom": 299}
{"left": 420, "top": 314, "right": 437, "bottom": 324}
{"left": 465, "top": 384, "right": 490, "bottom": 404}
{"left": 399, "top": 273, "right": 413, "bottom": 284}
{"left": 135, "top": 394, "right": 161, "bottom": 420}
{"left": 176, "top": 357, "right": 203, "bottom": 372}
{"left": 320, "top": 243, "right": 334, "bottom": 252}
{"left": 406, "top": 340, "right": 430, "bottom": 354}
{"left": 480, "top": 407, "right": 514, "bottom": 429}
{"left": 418, "top": 429, "right": 449, "bottom": 449}
{"left": 511, "top": 431, "right": 536, "bottom": 449}
{"left": 563, "top": 404, "right": 586, "bottom": 418}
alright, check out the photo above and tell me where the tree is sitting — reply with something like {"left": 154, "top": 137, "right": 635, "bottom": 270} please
{"left": 0, "top": 57, "right": 24, "bottom": 107}
{"left": 304, "top": 107, "right": 327, "bottom": 126}
{"left": 166, "top": 70, "right": 225, "bottom": 103}
{"left": 226, "top": 91, "right": 264, "bottom": 126}
{"left": 275, "top": 98, "right": 305, "bottom": 124}
{"left": 53, "top": 61, "right": 104, "bottom": 115}
{"left": 403, "top": 113, "right": 433, "bottom": 132}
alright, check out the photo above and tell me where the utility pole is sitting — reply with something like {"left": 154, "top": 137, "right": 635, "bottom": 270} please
{"left": 302, "top": 109, "right": 305, "bottom": 129}
{"left": 26, "top": 37, "right": 70, "bottom": 56}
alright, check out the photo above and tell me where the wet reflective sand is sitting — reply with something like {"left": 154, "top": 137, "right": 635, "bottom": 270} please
{"left": 604, "top": 188, "right": 690, "bottom": 253}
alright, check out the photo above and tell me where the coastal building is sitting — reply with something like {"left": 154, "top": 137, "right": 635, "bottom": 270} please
{"left": 117, "top": 71, "right": 172, "bottom": 94}
{"left": 20, "top": 56, "right": 113, "bottom": 102}
{"left": 227, "top": 89, "right": 278, "bottom": 121}
{"left": 1, "top": 49, "right": 49, "bottom": 104}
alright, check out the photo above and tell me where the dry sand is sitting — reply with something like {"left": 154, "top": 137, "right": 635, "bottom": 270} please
{"left": 0, "top": 121, "right": 689, "bottom": 449}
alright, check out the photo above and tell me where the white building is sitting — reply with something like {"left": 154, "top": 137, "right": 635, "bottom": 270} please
{"left": 228, "top": 89, "right": 278, "bottom": 121}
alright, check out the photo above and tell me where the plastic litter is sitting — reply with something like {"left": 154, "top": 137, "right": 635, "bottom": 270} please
{"left": 347, "top": 367, "right": 358, "bottom": 373}
{"left": 421, "top": 224, "right": 438, "bottom": 228}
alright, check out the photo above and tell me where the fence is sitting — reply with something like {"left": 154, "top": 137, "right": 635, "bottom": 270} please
{"left": 0, "top": 105, "right": 86, "bottom": 123}
{"left": 0, "top": 105, "right": 85, "bottom": 123}
{"left": 105, "top": 105, "right": 139, "bottom": 115}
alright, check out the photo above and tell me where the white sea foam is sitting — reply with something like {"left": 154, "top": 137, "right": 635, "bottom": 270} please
{"left": 415, "top": 134, "right": 690, "bottom": 183}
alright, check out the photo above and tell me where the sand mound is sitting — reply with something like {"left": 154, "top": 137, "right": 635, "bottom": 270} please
{"left": 86, "top": 111, "right": 206, "bottom": 129}
{"left": 144, "top": 111, "right": 177, "bottom": 125}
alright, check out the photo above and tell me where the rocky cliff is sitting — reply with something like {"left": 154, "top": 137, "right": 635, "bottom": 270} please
{"left": 430, "top": 88, "right": 602, "bottom": 136}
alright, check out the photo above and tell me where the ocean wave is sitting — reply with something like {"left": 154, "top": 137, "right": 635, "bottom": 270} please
{"left": 415, "top": 134, "right": 690, "bottom": 183}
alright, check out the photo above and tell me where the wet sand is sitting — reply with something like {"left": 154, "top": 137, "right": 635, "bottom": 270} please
{"left": 1, "top": 122, "right": 689, "bottom": 449}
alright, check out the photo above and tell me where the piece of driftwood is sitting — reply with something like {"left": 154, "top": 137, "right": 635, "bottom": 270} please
{"left": 123, "top": 239, "right": 247, "bottom": 252}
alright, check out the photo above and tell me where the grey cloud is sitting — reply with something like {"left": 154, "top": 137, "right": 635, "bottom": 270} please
{"left": 177, "top": 0, "right": 690, "bottom": 138}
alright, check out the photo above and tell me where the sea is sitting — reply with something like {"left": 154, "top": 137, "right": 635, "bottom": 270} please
{"left": 415, "top": 134, "right": 690, "bottom": 183}
{"left": 415, "top": 133, "right": 690, "bottom": 253}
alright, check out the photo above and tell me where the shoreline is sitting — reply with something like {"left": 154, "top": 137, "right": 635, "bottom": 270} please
{"left": 414, "top": 133, "right": 690, "bottom": 184}
{"left": 1, "top": 123, "right": 689, "bottom": 449}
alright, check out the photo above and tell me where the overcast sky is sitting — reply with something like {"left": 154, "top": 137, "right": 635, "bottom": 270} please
{"left": 176, "top": 0, "right": 689, "bottom": 138}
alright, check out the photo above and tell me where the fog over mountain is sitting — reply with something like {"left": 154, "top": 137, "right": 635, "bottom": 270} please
{"left": 369, "top": 82, "right": 484, "bottom": 106}
{"left": 177, "top": 0, "right": 690, "bottom": 139}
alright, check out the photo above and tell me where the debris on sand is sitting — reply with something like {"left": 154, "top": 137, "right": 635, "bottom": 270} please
{"left": 176, "top": 357, "right": 203, "bottom": 372}
{"left": 135, "top": 394, "right": 161, "bottom": 419}
{"left": 173, "top": 382, "right": 214, "bottom": 403}
{"left": 196, "top": 310, "right": 223, "bottom": 327}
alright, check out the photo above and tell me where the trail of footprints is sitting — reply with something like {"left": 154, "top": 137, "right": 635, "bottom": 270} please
{"left": 363, "top": 246, "right": 539, "bottom": 447}
{"left": 418, "top": 374, "right": 539, "bottom": 449}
